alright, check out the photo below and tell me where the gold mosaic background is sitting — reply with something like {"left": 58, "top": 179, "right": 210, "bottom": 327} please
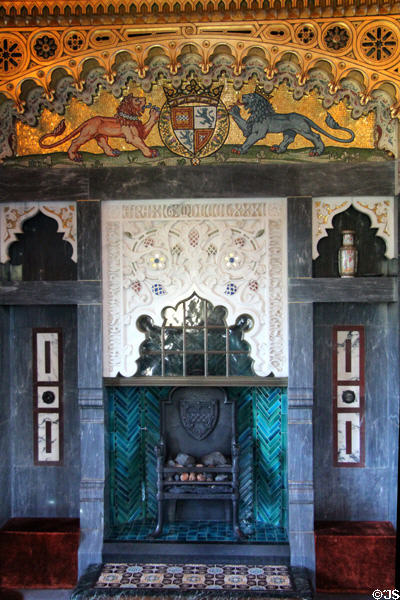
{"left": 17, "top": 80, "right": 374, "bottom": 157}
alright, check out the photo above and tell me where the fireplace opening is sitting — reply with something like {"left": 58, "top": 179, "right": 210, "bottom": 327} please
{"left": 151, "top": 386, "right": 244, "bottom": 539}
{"left": 106, "top": 385, "right": 288, "bottom": 544}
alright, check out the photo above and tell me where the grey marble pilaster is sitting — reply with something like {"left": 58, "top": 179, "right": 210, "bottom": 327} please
{"left": 77, "top": 201, "right": 101, "bottom": 281}
{"left": 0, "top": 306, "right": 11, "bottom": 525}
{"left": 287, "top": 197, "right": 315, "bottom": 577}
{"left": 4, "top": 306, "right": 80, "bottom": 518}
{"left": 77, "top": 303, "right": 104, "bottom": 576}
{"left": 287, "top": 197, "right": 312, "bottom": 279}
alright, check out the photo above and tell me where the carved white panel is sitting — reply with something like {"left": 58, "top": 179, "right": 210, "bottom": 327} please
{"left": 0, "top": 202, "right": 77, "bottom": 262}
{"left": 102, "top": 199, "right": 288, "bottom": 377}
{"left": 312, "top": 196, "right": 395, "bottom": 259}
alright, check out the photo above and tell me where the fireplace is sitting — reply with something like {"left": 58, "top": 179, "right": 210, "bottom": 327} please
{"left": 103, "top": 198, "right": 289, "bottom": 547}
{"left": 151, "top": 386, "right": 243, "bottom": 538}
{"left": 106, "top": 385, "right": 288, "bottom": 544}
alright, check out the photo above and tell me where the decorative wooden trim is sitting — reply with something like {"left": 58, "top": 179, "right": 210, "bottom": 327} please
{"left": 32, "top": 327, "right": 63, "bottom": 465}
{"left": 332, "top": 325, "right": 365, "bottom": 467}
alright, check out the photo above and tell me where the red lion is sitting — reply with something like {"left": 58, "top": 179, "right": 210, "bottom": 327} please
{"left": 39, "top": 94, "right": 160, "bottom": 162}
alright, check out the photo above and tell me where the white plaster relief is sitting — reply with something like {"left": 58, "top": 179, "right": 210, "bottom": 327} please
{"left": 337, "top": 330, "right": 360, "bottom": 381}
{"left": 337, "top": 412, "right": 361, "bottom": 463}
{"left": 312, "top": 197, "right": 395, "bottom": 259}
{"left": 0, "top": 202, "right": 77, "bottom": 262}
{"left": 37, "top": 413, "right": 60, "bottom": 462}
{"left": 102, "top": 199, "right": 288, "bottom": 378}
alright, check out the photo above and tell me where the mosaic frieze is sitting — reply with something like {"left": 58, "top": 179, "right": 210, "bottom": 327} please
{"left": 0, "top": 63, "right": 395, "bottom": 165}
{"left": 102, "top": 199, "right": 288, "bottom": 378}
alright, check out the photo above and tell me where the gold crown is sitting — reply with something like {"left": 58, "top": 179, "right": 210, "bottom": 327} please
{"left": 253, "top": 85, "right": 273, "bottom": 101}
{"left": 163, "top": 79, "right": 224, "bottom": 107}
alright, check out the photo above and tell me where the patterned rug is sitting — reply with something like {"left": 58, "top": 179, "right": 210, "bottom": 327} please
{"left": 71, "top": 563, "right": 313, "bottom": 599}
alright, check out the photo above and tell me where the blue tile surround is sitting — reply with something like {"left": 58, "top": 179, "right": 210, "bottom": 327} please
{"left": 106, "top": 386, "right": 288, "bottom": 543}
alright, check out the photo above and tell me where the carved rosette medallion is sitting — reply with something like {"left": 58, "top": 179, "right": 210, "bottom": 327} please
{"left": 0, "top": 33, "right": 26, "bottom": 76}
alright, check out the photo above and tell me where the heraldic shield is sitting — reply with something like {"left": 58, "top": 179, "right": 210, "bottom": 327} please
{"left": 179, "top": 397, "right": 219, "bottom": 441}
{"left": 158, "top": 80, "right": 230, "bottom": 165}
{"left": 172, "top": 105, "right": 216, "bottom": 154}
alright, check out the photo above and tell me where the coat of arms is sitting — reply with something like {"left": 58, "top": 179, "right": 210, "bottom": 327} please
{"left": 158, "top": 80, "right": 230, "bottom": 165}
{"left": 179, "top": 397, "right": 219, "bottom": 440}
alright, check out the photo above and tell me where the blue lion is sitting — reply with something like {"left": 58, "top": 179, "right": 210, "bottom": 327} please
{"left": 230, "top": 92, "right": 355, "bottom": 156}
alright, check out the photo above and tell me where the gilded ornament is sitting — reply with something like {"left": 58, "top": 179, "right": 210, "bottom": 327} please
{"left": 356, "top": 21, "right": 400, "bottom": 65}
{"left": 32, "top": 34, "right": 58, "bottom": 59}
{"left": 323, "top": 25, "right": 351, "bottom": 51}
{"left": 0, "top": 34, "right": 25, "bottom": 75}
{"left": 158, "top": 80, "right": 230, "bottom": 165}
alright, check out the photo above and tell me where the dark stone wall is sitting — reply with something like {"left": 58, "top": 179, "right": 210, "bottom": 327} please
{"left": 9, "top": 305, "right": 80, "bottom": 517}
{"left": 313, "top": 302, "right": 399, "bottom": 524}
{"left": 0, "top": 162, "right": 395, "bottom": 203}
{"left": 0, "top": 307, "right": 11, "bottom": 525}
{"left": 0, "top": 163, "right": 398, "bottom": 575}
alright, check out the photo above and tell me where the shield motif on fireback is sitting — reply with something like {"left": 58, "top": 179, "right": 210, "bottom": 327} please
{"left": 179, "top": 398, "right": 219, "bottom": 440}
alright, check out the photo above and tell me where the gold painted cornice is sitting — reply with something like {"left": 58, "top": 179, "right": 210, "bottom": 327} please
{"left": 1, "top": 11, "right": 400, "bottom": 116}
{"left": 1, "top": 0, "right": 400, "bottom": 21}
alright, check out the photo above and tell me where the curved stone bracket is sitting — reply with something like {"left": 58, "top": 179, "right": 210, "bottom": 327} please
{"left": 0, "top": 202, "right": 77, "bottom": 263}
{"left": 312, "top": 196, "right": 395, "bottom": 259}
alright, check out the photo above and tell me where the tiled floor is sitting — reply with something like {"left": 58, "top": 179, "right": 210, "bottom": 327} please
{"left": 10, "top": 591, "right": 373, "bottom": 599}
{"left": 106, "top": 520, "right": 288, "bottom": 543}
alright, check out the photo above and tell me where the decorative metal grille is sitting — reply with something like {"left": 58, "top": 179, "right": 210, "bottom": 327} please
{"left": 134, "top": 293, "right": 255, "bottom": 377}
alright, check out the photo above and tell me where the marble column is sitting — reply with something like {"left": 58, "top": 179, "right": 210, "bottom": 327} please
{"left": 0, "top": 306, "right": 11, "bottom": 524}
{"left": 287, "top": 197, "right": 315, "bottom": 576}
{"left": 77, "top": 200, "right": 104, "bottom": 575}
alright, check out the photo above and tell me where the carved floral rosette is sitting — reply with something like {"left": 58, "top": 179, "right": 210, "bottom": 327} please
{"left": 102, "top": 199, "right": 288, "bottom": 378}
